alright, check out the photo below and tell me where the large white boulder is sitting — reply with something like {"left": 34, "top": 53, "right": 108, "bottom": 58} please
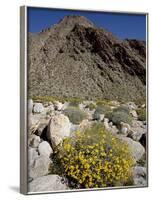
{"left": 28, "top": 175, "right": 68, "bottom": 192}
{"left": 47, "top": 114, "right": 71, "bottom": 147}
{"left": 119, "top": 136, "right": 145, "bottom": 161}
{"left": 28, "top": 155, "right": 51, "bottom": 179}
{"left": 38, "top": 141, "right": 53, "bottom": 157}
{"left": 33, "top": 103, "right": 44, "bottom": 113}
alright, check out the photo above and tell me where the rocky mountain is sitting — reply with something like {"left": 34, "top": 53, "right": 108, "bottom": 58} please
{"left": 28, "top": 15, "right": 146, "bottom": 101}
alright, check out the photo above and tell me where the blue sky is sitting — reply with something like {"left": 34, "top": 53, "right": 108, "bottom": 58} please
{"left": 28, "top": 7, "right": 146, "bottom": 40}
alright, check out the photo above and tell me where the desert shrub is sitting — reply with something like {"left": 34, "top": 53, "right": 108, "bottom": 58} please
{"left": 110, "top": 111, "right": 132, "bottom": 126}
{"left": 135, "top": 98, "right": 146, "bottom": 107}
{"left": 31, "top": 96, "right": 65, "bottom": 103}
{"left": 86, "top": 103, "right": 96, "bottom": 111}
{"left": 56, "top": 123, "right": 134, "bottom": 188}
{"left": 93, "top": 105, "right": 111, "bottom": 120}
{"left": 137, "top": 108, "right": 146, "bottom": 121}
{"left": 96, "top": 99, "right": 109, "bottom": 106}
{"left": 66, "top": 97, "right": 83, "bottom": 107}
{"left": 64, "top": 106, "right": 87, "bottom": 124}
{"left": 113, "top": 106, "right": 130, "bottom": 114}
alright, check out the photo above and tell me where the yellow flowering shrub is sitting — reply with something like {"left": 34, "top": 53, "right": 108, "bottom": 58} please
{"left": 56, "top": 123, "right": 135, "bottom": 189}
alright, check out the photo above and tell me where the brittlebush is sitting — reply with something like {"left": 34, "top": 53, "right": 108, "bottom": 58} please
{"left": 56, "top": 123, "right": 135, "bottom": 188}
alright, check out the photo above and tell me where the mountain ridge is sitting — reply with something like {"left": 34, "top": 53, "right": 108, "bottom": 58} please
{"left": 28, "top": 15, "right": 146, "bottom": 101}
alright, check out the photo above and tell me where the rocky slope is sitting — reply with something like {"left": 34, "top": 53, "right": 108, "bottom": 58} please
{"left": 28, "top": 98, "right": 147, "bottom": 192}
{"left": 28, "top": 15, "right": 146, "bottom": 101}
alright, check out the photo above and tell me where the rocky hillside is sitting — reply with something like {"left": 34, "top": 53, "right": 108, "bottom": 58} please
{"left": 28, "top": 15, "right": 146, "bottom": 101}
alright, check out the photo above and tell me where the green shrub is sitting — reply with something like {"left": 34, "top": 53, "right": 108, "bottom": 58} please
{"left": 113, "top": 106, "right": 130, "bottom": 114}
{"left": 64, "top": 106, "right": 87, "bottom": 124}
{"left": 93, "top": 105, "right": 111, "bottom": 120}
{"left": 86, "top": 103, "right": 96, "bottom": 111}
{"left": 137, "top": 108, "right": 146, "bottom": 121}
{"left": 56, "top": 123, "right": 134, "bottom": 188}
{"left": 96, "top": 99, "right": 109, "bottom": 106}
{"left": 110, "top": 111, "right": 132, "bottom": 126}
{"left": 135, "top": 98, "right": 146, "bottom": 107}
{"left": 67, "top": 97, "right": 83, "bottom": 107}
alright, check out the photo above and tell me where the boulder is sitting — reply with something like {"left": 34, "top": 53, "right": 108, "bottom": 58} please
{"left": 119, "top": 136, "right": 145, "bottom": 161}
{"left": 120, "top": 122, "right": 131, "bottom": 136}
{"left": 28, "top": 175, "right": 68, "bottom": 192}
{"left": 29, "top": 155, "right": 52, "bottom": 179}
{"left": 33, "top": 103, "right": 44, "bottom": 113}
{"left": 28, "top": 134, "right": 41, "bottom": 148}
{"left": 99, "top": 114, "right": 105, "bottom": 121}
{"left": 129, "top": 120, "right": 147, "bottom": 141}
{"left": 62, "top": 102, "right": 69, "bottom": 110}
{"left": 126, "top": 102, "right": 138, "bottom": 110}
{"left": 38, "top": 141, "right": 53, "bottom": 157}
{"left": 28, "top": 147, "right": 39, "bottom": 167}
{"left": 130, "top": 110, "right": 138, "bottom": 118}
{"left": 133, "top": 166, "right": 147, "bottom": 186}
{"left": 28, "top": 99, "right": 33, "bottom": 114}
{"left": 48, "top": 104, "right": 54, "bottom": 111}
{"left": 54, "top": 101, "right": 63, "bottom": 111}
{"left": 47, "top": 114, "right": 71, "bottom": 147}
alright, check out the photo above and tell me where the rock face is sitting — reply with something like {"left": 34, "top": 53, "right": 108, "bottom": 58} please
{"left": 28, "top": 15, "right": 146, "bottom": 101}
{"left": 28, "top": 175, "right": 68, "bottom": 192}
{"left": 47, "top": 114, "right": 71, "bottom": 147}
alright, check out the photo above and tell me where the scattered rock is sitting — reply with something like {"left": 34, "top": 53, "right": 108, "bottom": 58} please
{"left": 103, "top": 118, "right": 110, "bottom": 130}
{"left": 54, "top": 101, "right": 63, "bottom": 111}
{"left": 129, "top": 120, "right": 147, "bottom": 141}
{"left": 62, "top": 102, "right": 69, "bottom": 110}
{"left": 120, "top": 122, "right": 131, "bottom": 136}
{"left": 141, "top": 104, "right": 146, "bottom": 108}
{"left": 28, "top": 147, "right": 39, "bottom": 167}
{"left": 29, "top": 155, "right": 52, "bottom": 179}
{"left": 110, "top": 125, "right": 119, "bottom": 135}
{"left": 28, "top": 134, "right": 41, "bottom": 148}
{"left": 38, "top": 141, "right": 53, "bottom": 157}
{"left": 29, "top": 175, "right": 69, "bottom": 192}
{"left": 133, "top": 166, "right": 147, "bottom": 186}
{"left": 126, "top": 102, "right": 138, "bottom": 110}
{"left": 99, "top": 114, "right": 105, "bottom": 121}
{"left": 130, "top": 110, "right": 138, "bottom": 118}
{"left": 33, "top": 103, "right": 44, "bottom": 113}
{"left": 47, "top": 114, "right": 71, "bottom": 147}
{"left": 48, "top": 104, "right": 54, "bottom": 111}
{"left": 119, "top": 136, "right": 145, "bottom": 161}
{"left": 78, "top": 119, "right": 93, "bottom": 132}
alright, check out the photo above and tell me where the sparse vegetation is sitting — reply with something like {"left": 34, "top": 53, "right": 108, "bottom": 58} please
{"left": 113, "top": 106, "right": 130, "bottom": 114}
{"left": 64, "top": 106, "right": 87, "bottom": 124}
{"left": 137, "top": 108, "right": 146, "bottom": 121}
{"left": 93, "top": 105, "right": 111, "bottom": 120}
{"left": 56, "top": 123, "right": 135, "bottom": 188}
{"left": 86, "top": 103, "right": 97, "bottom": 111}
{"left": 108, "top": 111, "right": 132, "bottom": 126}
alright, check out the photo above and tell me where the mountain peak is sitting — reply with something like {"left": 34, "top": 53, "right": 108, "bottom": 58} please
{"left": 58, "top": 15, "right": 94, "bottom": 28}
